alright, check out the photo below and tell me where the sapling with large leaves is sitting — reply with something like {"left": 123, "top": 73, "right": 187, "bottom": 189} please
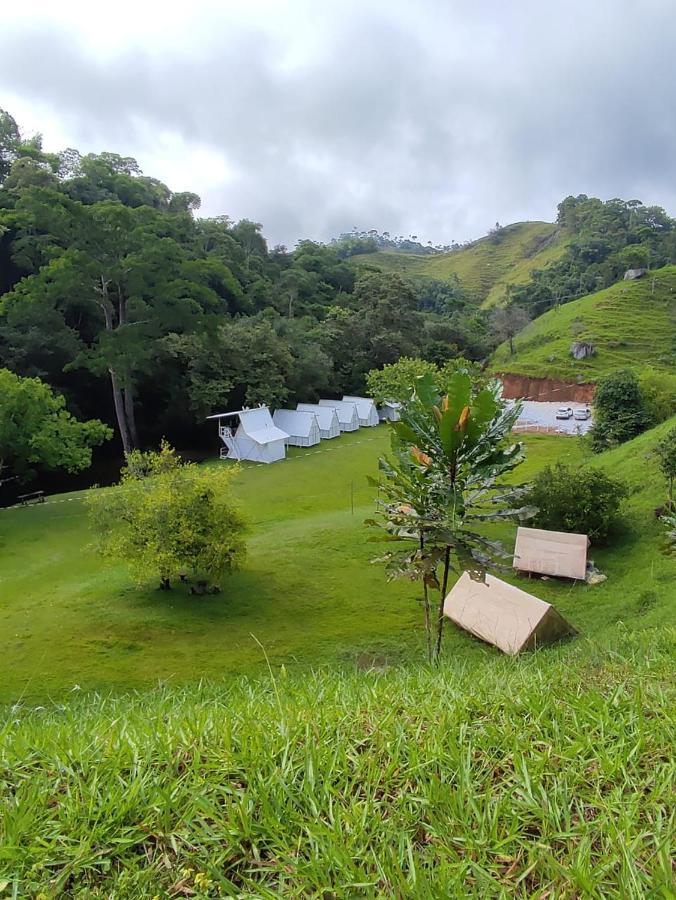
{"left": 367, "top": 372, "right": 534, "bottom": 662}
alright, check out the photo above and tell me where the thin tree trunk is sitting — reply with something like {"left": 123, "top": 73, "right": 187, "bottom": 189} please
{"left": 420, "top": 530, "right": 432, "bottom": 662}
{"left": 434, "top": 546, "right": 452, "bottom": 663}
{"left": 109, "top": 367, "right": 132, "bottom": 454}
{"left": 123, "top": 383, "right": 138, "bottom": 449}
{"left": 422, "top": 582, "right": 432, "bottom": 663}
{"left": 98, "top": 277, "right": 133, "bottom": 454}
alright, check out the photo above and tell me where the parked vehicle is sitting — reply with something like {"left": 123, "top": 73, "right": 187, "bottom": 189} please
{"left": 574, "top": 407, "right": 591, "bottom": 421}
{"left": 556, "top": 407, "right": 573, "bottom": 420}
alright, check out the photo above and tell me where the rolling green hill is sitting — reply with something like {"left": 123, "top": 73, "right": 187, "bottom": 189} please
{"left": 2, "top": 418, "right": 675, "bottom": 896}
{"left": 352, "top": 221, "right": 568, "bottom": 306}
{"left": 1, "top": 417, "right": 675, "bottom": 703}
{"left": 490, "top": 266, "right": 676, "bottom": 381}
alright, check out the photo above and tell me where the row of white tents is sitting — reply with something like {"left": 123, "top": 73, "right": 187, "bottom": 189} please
{"left": 208, "top": 396, "right": 400, "bottom": 464}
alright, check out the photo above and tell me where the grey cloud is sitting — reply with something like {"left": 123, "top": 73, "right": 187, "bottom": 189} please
{"left": 2, "top": 0, "right": 676, "bottom": 246}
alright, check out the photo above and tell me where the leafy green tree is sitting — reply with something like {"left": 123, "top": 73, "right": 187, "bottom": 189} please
{"left": 490, "top": 304, "right": 530, "bottom": 355}
{"left": 366, "top": 357, "right": 439, "bottom": 404}
{"left": 1, "top": 191, "right": 239, "bottom": 450}
{"left": 164, "top": 317, "right": 294, "bottom": 418}
{"left": 616, "top": 244, "right": 650, "bottom": 271}
{"left": 654, "top": 425, "right": 676, "bottom": 509}
{"left": 366, "top": 356, "right": 487, "bottom": 405}
{"left": 590, "top": 370, "right": 653, "bottom": 451}
{"left": 87, "top": 442, "right": 246, "bottom": 590}
{"left": 526, "top": 463, "right": 626, "bottom": 542}
{"left": 0, "top": 368, "right": 111, "bottom": 481}
{"left": 368, "top": 372, "right": 532, "bottom": 662}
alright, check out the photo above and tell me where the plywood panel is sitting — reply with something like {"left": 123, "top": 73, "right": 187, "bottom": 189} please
{"left": 513, "top": 526, "right": 588, "bottom": 580}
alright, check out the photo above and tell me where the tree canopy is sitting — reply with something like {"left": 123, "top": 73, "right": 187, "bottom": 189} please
{"left": 0, "top": 109, "right": 494, "bottom": 466}
{"left": 87, "top": 442, "right": 246, "bottom": 590}
{"left": 0, "top": 368, "right": 111, "bottom": 481}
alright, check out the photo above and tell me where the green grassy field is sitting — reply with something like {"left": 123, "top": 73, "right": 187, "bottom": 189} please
{"left": 352, "top": 222, "right": 568, "bottom": 306}
{"left": 1, "top": 421, "right": 674, "bottom": 705}
{"left": 2, "top": 420, "right": 675, "bottom": 896}
{"left": 490, "top": 266, "right": 676, "bottom": 381}
{"left": 1, "top": 630, "right": 673, "bottom": 896}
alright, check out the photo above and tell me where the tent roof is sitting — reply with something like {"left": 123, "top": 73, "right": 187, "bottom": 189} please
{"left": 513, "top": 526, "right": 588, "bottom": 580}
{"left": 245, "top": 426, "right": 288, "bottom": 445}
{"left": 206, "top": 409, "right": 248, "bottom": 420}
{"left": 297, "top": 404, "right": 339, "bottom": 428}
{"left": 318, "top": 399, "right": 358, "bottom": 423}
{"left": 443, "top": 571, "right": 576, "bottom": 655}
{"left": 226, "top": 407, "right": 288, "bottom": 444}
{"left": 273, "top": 409, "right": 317, "bottom": 437}
{"left": 342, "top": 395, "right": 377, "bottom": 417}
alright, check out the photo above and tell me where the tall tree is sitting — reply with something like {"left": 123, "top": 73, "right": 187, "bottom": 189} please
{"left": 0, "top": 368, "right": 111, "bottom": 481}
{"left": 490, "top": 305, "right": 530, "bottom": 355}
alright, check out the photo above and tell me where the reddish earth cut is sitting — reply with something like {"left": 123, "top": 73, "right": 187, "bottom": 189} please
{"left": 499, "top": 374, "right": 596, "bottom": 403}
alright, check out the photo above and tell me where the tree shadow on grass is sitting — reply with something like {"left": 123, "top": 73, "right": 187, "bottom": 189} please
{"left": 123, "top": 568, "right": 292, "bottom": 624}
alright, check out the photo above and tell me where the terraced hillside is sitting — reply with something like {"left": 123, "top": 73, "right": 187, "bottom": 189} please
{"left": 352, "top": 221, "right": 568, "bottom": 306}
{"left": 490, "top": 265, "right": 676, "bottom": 382}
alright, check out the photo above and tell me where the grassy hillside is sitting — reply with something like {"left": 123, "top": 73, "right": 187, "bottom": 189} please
{"left": 1, "top": 418, "right": 675, "bottom": 704}
{"left": 352, "top": 222, "right": 568, "bottom": 306}
{"left": 2, "top": 419, "right": 675, "bottom": 895}
{"left": 491, "top": 266, "right": 676, "bottom": 381}
{"left": 1, "top": 629, "right": 673, "bottom": 896}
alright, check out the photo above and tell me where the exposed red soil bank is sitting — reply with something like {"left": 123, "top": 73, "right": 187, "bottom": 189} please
{"left": 499, "top": 374, "right": 596, "bottom": 403}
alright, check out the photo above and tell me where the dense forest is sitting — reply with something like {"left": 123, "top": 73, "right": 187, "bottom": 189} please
{"left": 510, "top": 195, "right": 676, "bottom": 313}
{"left": 0, "top": 110, "right": 488, "bottom": 460}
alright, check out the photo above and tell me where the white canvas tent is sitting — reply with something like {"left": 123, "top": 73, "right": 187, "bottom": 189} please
{"left": 296, "top": 403, "right": 340, "bottom": 439}
{"left": 378, "top": 401, "right": 401, "bottom": 422}
{"left": 513, "top": 526, "right": 589, "bottom": 580}
{"left": 342, "top": 395, "right": 379, "bottom": 427}
{"left": 272, "top": 409, "right": 321, "bottom": 447}
{"left": 318, "top": 399, "right": 360, "bottom": 432}
{"left": 207, "top": 406, "right": 288, "bottom": 464}
{"left": 443, "top": 571, "right": 577, "bottom": 655}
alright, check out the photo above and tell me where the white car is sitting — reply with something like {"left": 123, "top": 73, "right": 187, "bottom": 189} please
{"left": 556, "top": 406, "right": 573, "bottom": 420}
{"left": 574, "top": 408, "right": 591, "bottom": 421}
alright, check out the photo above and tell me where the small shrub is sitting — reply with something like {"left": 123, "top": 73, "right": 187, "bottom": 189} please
{"left": 640, "top": 370, "right": 676, "bottom": 424}
{"left": 87, "top": 442, "right": 247, "bottom": 590}
{"left": 526, "top": 462, "right": 626, "bottom": 543}
{"left": 654, "top": 425, "right": 676, "bottom": 508}
{"left": 589, "top": 369, "right": 653, "bottom": 452}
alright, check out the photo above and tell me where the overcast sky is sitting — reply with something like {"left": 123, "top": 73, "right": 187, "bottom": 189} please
{"left": 2, "top": 0, "right": 675, "bottom": 247}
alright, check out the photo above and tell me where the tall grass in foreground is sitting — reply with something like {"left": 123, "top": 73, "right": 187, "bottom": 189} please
{"left": 1, "top": 629, "right": 674, "bottom": 898}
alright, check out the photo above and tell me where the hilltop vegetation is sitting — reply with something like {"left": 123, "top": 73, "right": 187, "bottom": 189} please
{"left": 350, "top": 221, "right": 567, "bottom": 306}
{"left": 490, "top": 265, "right": 676, "bottom": 382}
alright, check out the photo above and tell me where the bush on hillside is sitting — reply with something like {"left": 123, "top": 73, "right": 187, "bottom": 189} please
{"left": 590, "top": 369, "right": 653, "bottom": 452}
{"left": 640, "top": 370, "right": 676, "bottom": 424}
{"left": 526, "top": 462, "right": 626, "bottom": 543}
